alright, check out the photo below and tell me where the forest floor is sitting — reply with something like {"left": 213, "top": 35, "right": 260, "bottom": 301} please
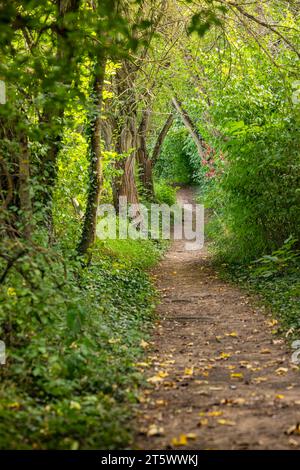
{"left": 134, "top": 187, "right": 300, "bottom": 450}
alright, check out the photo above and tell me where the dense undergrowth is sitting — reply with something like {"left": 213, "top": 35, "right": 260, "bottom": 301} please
{"left": 217, "top": 239, "right": 300, "bottom": 338}
{"left": 0, "top": 238, "right": 165, "bottom": 449}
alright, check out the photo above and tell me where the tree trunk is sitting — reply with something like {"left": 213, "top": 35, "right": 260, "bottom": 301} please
{"left": 151, "top": 113, "right": 174, "bottom": 164}
{"left": 37, "top": 0, "right": 80, "bottom": 234}
{"left": 18, "top": 132, "right": 33, "bottom": 239}
{"left": 77, "top": 57, "right": 106, "bottom": 257}
{"left": 112, "top": 60, "right": 139, "bottom": 212}
{"left": 137, "top": 109, "right": 155, "bottom": 199}
{"left": 172, "top": 96, "right": 205, "bottom": 158}
{"left": 0, "top": 115, "right": 33, "bottom": 240}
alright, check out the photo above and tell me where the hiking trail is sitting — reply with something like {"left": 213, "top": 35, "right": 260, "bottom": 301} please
{"left": 134, "top": 187, "right": 300, "bottom": 450}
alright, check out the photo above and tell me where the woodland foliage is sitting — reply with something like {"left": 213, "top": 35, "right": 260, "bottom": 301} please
{"left": 0, "top": 0, "right": 300, "bottom": 448}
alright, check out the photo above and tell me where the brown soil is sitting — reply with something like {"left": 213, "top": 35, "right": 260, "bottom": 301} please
{"left": 134, "top": 187, "right": 300, "bottom": 450}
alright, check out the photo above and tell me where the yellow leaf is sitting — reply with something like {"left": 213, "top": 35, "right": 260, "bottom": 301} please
{"left": 158, "top": 370, "right": 169, "bottom": 378}
{"left": 171, "top": 434, "right": 188, "bottom": 446}
{"left": 7, "top": 402, "right": 21, "bottom": 409}
{"left": 217, "top": 352, "right": 231, "bottom": 360}
{"left": 217, "top": 419, "right": 236, "bottom": 426}
{"left": 140, "top": 339, "right": 149, "bottom": 349}
{"left": 206, "top": 411, "right": 223, "bottom": 417}
{"left": 226, "top": 332, "right": 238, "bottom": 337}
{"left": 184, "top": 367, "right": 194, "bottom": 376}
{"left": 137, "top": 395, "right": 148, "bottom": 404}
{"left": 275, "top": 394, "right": 285, "bottom": 400}
{"left": 266, "top": 319, "right": 278, "bottom": 327}
{"left": 134, "top": 362, "right": 150, "bottom": 368}
{"left": 231, "top": 372, "right": 243, "bottom": 379}
{"left": 7, "top": 287, "right": 16, "bottom": 296}
{"left": 70, "top": 401, "right": 81, "bottom": 410}
{"left": 252, "top": 377, "right": 267, "bottom": 384}
{"left": 147, "top": 375, "right": 163, "bottom": 384}
{"left": 156, "top": 399, "right": 167, "bottom": 406}
{"left": 275, "top": 367, "right": 288, "bottom": 375}
{"left": 147, "top": 425, "right": 165, "bottom": 437}
{"left": 108, "top": 338, "right": 120, "bottom": 344}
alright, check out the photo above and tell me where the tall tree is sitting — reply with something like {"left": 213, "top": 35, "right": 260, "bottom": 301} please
{"left": 112, "top": 60, "right": 140, "bottom": 211}
{"left": 77, "top": 57, "right": 107, "bottom": 257}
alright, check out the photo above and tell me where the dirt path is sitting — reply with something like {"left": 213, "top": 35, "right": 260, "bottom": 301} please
{"left": 134, "top": 187, "right": 300, "bottom": 450}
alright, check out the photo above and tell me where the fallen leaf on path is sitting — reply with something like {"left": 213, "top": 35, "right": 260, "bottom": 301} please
{"left": 260, "top": 348, "right": 271, "bottom": 354}
{"left": 147, "top": 372, "right": 167, "bottom": 384}
{"left": 275, "top": 394, "right": 285, "bottom": 400}
{"left": 206, "top": 411, "right": 223, "bottom": 417}
{"left": 230, "top": 372, "right": 243, "bottom": 379}
{"left": 217, "top": 419, "right": 236, "bottom": 426}
{"left": 288, "top": 438, "right": 300, "bottom": 447}
{"left": 286, "top": 423, "right": 300, "bottom": 436}
{"left": 221, "top": 397, "right": 246, "bottom": 406}
{"left": 232, "top": 398, "right": 246, "bottom": 405}
{"left": 184, "top": 367, "right": 194, "bottom": 376}
{"left": 140, "top": 339, "right": 149, "bottom": 349}
{"left": 137, "top": 395, "right": 149, "bottom": 404}
{"left": 225, "top": 332, "right": 238, "bottom": 337}
{"left": 266, "top": 319, "right": 278, "bottom": 327}
{"left": 217, "top": 352, "right": 231, "bottom": 360}
{"left": 171, "top": 434, "right": 188, "bottom": 446}
{"left": 275, "top": 367, "right": 288, "bottom": 375}
{"left": 158, "top": 370, "right": 169, "bottom": 377}
{"left": 252, "top": 377, "right": 268, "bottom": 384}
{"left": 147, "top": 425, "right": 165, "bottom": 437}
{"left": 163, "top": 381, "right": 176, "bottom": 388}
{"left": 156, "top": 399, "right": 167, "bottom": 406}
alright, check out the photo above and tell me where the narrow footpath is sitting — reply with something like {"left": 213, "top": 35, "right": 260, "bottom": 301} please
{"left": 134, "top": 188, "right": 300, "bottom": 450}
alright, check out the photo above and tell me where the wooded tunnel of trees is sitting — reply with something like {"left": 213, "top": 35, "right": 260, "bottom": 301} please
{"left": 0, "top": 0, "right": 299, "bottom": 450}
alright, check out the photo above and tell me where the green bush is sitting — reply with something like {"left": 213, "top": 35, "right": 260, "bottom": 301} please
{"left": 0, "top": 238, "right": 163, "bottom": 449}
{"left": 154, "top": 125, "right": 192, "bottom": 184}
{"left": 205, "top": 119, "right": 300, "bottom": 263}
{"left": 154, "top": 181, "right": 178, "bottom": 206}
